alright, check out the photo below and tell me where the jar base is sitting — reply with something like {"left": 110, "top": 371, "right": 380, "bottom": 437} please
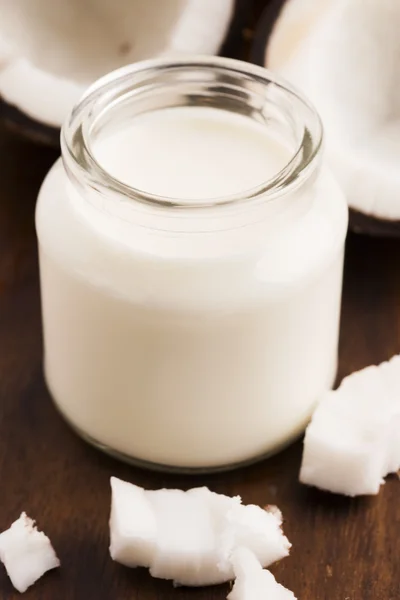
{"left": 51, "top": 358, "right": 338, "bottom": 474}
{"left": 55, "top": 401, "right": 306, "bottom": 474}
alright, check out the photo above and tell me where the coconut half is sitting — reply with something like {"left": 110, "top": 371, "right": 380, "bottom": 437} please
{"left": 0, "top": 0, "right": 245, "bottom": 145}
{"left": 252, "top": 0, "right": 400, "bottom": 236}
{"left": 228, "top": 548, "right": 296, "bottom": 600}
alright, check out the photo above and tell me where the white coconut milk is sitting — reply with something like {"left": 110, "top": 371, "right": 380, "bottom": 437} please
{"left": 36, "top": 105, "right": 348, "bottom": 469}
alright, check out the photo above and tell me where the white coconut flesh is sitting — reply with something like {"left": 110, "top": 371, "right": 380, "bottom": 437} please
{"left": 300, "top": 354, "right": 400, "bottom": 497}
{"left": 266, "top": 0, "right": 400, "bottom": 221}
{"left": 228, "top": 548, "right": 296, "bottom": 600}
{"left": 0, "top": 0, "right": 235, "bottom": 128}
{"left": 0, "top": 512, "right": 60, "bottom": 593}
{"left": 109, "top": 478, "right": 291, "bottom": 587}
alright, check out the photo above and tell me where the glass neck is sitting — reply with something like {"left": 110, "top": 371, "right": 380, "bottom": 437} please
{"left": 62, "top": 56, "right": 322, "bottom": 233}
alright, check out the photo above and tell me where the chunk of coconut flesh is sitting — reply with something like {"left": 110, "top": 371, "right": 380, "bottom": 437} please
{"left": 300, "top": 355, "right": 400, "bottom": 496}
{"left": 266, "top": 0, "right": 400, "bottom": 222}
{"left": 0, "top": 512, "right": 60, "bottom": 593}
{"left": 109, "top": 478, "right": 290, "bottom": 587}
{"left": 0, "top": 0, "right": 235, "bottom": 128}
{"left": 228, "top": 548, "right": 296, "bottom": 600}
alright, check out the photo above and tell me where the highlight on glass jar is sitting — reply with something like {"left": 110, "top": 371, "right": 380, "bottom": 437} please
{"left": 35, "top": 56, "right": 348, "bottom": 473}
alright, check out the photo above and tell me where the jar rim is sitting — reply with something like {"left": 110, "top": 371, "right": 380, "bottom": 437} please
{"left": 61, "top": 55, "right": 323, "bottom": 210}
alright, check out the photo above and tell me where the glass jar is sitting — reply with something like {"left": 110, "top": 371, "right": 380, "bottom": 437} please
{"left": 36, "top": 56, "right": 348, "bottom": 473}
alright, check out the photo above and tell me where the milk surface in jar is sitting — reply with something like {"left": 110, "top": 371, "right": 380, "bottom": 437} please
{"left": 36, "top": 57, "right": 348, "bottom": 471}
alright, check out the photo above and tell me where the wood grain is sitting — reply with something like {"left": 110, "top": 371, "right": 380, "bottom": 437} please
{"left": 0, "top": 58, "right": 399, "bottom": 600}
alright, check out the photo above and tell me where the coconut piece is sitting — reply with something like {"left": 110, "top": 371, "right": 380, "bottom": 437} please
{"left": 228, "top": 548, "right": 296, "bottom": 600}
{"left": 0, "top": 512, "right": 60, "bottom": 593}
{"left": 186, "top": 488, "right": 290, "bottom": 585}
{"left": 0, "top": 0, "right": 241, "bottom": 144}
{"left": 109, "top": 479, "right": 290, "bottom": 586}
{"left": 300, "top": 355, "right": 400, "bottom": 496}
{"left": 109, "top": 477, "right": 157, "bottom": 568}
{"left": 218, "top": 503, "right": 291, "bottom": 580}
{"left": 148, "top": 487, "right": 224, "bottom": 586}
{"left": 255, "top": 0, "right": 400, "bottom": 234}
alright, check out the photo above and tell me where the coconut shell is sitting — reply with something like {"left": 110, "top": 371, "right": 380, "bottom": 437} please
{"left": 349, "top": 210, "right": 400, "bottom": 238}
{"left": 0, "top": 99, "right": 60, "bottom": 146}
{"left": 220, "top": 0, "right": 254, "bottom": 59}
{"left": 0, "top": 0, "right": 252, "bottom": 149}
{"left": 251, "top": 0, "right": 400, "bottom": 237}
{"left": 250, "top": 0, "right": 286, "bottom": 67}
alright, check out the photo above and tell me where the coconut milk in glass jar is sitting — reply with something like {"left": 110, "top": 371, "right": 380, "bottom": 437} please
{"left": 36, "top": 57, "right": 348, "bottom": 472}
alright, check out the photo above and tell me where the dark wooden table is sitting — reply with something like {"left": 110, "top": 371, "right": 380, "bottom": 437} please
{"left": 0, "top": 103, "right": 399, "bottom": 599}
